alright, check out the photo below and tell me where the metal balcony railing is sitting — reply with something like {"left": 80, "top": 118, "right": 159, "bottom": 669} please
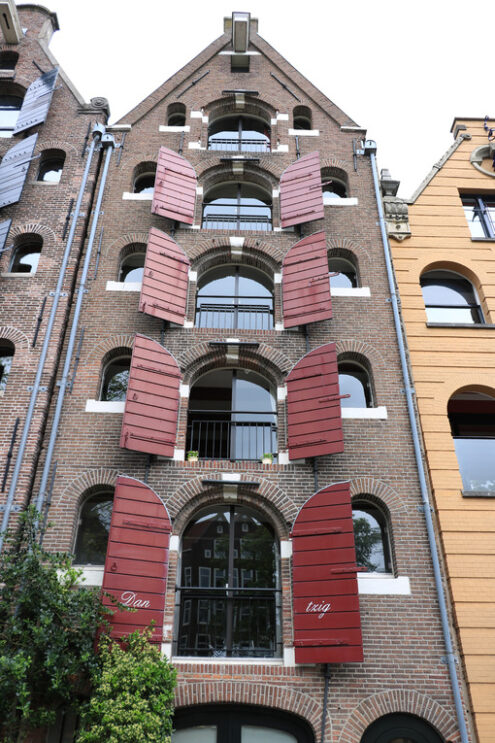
{"left": 208, "top": 137, "right": 271, "bottom": 153}
{"left": 201, "top": 211, "right": 272, "bottom": 231}
{"left": 195, "top": 299, "right": 274, "bottom": 330}
{"left": 187, "top": 411, "right": 277, "bottom": 461}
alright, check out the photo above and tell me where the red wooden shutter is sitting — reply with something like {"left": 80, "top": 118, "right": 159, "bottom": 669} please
{"left": 279, "top": 151, "right": 324, "bottom": 228}
{"left": 139, "top": 228, "right": 190, "bottom": 325}
{"left": 120, "top": 334, "right": 181, "bottom": 457}
{"left": 282, "top": 231, "right": 331, "bottom": 328}
{"left": 152, "top": 146, "right": 197, "bottom": 224}
{"left": 291, "top": 482, "right": 363, "bottom": 663}
{"left": 101, "top": 476, "right": 172, "bottom": 643}
{"left": 286, "top": 343, "right": 344, "bottom": 460}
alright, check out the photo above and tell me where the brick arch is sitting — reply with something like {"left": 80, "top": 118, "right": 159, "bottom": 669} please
{"left": 205, "top": 94, "right": 276, "bottom": 123}
{"left": 335, "top": 339, "right": 386, "bottom": 371}
{"left": 174, "top": 680, "right": 323, "bottom": 739}
{"left": 349, "top": 477, "right": 406, "bottom": 514}
{"left": 320, "top": 156, "right": 351, "bottom": 173}
{"left": 58, "top": 467, "right": 120, "bottom": 507}
{"left": 36, "top": 138, "right": 78, "bottom": 158}
{"left": 429, "top": 374, "right": 495, "bottom": 416}
{"left": 167, "top": 474, "right": 297, "bottom": 531}
{"left": 196, "top": 158, "right": 280, "bottom": 185}
{"left": 0, "top": 326, "right": 29, "bottom": 350}
{"left": 121, "top": 151, "right": 159, "bottom": 172}
{"left": 188, "top": 236, "right": 284, "bottom": 264}
{"left": 177, "top": 340, "right": 293, "bottom": 386}
{"left": 327, "top": 238, "right": 371, "bottom": 266}
{"left": 337, "top": 689, "right": 459, "bottom": 743}
{"left": 85, "top": 334, "right": 134, "bottom": 363}
{"left": 10, "top": 222, "right": 56, "bottom": 248}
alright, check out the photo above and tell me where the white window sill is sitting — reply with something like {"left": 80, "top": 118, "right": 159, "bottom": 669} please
{"left": 323, "top": 196, "right": 358, "bottom": 206}
{"left": 331, "top": 287, "right": 370, "bottom": 297}
{"left": 106, "top": 280, "right": 142, "bottom": 292}
{"left": 159, "top": 125, "right": 190, "bottom": 133}
{"left": 75, "top": 566, "right": 104, "bottom": 585}
{"left": 358, "top": 574, "right": 411, "bottom": 595}
{"left": 1, "top": 272, "right": 35, "bottom": 278}
{"left": 85, "top": 399, "right": 125, "bottom": 413}
{"left": 122, "top": 192, "right": 152, "bottom": 200}
{"left": 288, "top": 128, "right": 319, "bottom": 136}
{"left": 172, "top": 656, "right": 284, "bottom": 666}
{"left": 341, "top": 406, "right": 387, "bottom": 419}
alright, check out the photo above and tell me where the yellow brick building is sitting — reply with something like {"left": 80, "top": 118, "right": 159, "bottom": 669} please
{"left": 388, "top": 118, "right": 495, "bottom": 743}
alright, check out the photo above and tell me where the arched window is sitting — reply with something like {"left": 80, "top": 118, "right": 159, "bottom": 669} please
{"left": 196, "top": 265, "right": 274, "bottom": 330}
{"left": 100, "top": 355, "right": 131, "bottom": 401}
{"left": 132, "top": 162, "right": 156, "bottom": 195}
{"left": 172, "top": 705, "right": 314, "bottom": 743}
{"left": 187, "top": 369, "right": 277, "bottom": 460}
{"left": 37, "top": 149, "right": 65, "bottom": 183}
{"left": 352, "top": 499, "right": 391, "bottom": 573}
{"left": 361, "top": 713, "right": 443, "bottom": 743}
{"left": 167, "top": 102, "right": 186, "bottom": 127}
{"left": 119, "top": 252, "right": 145, "bottom": 282}
{"left": 448, "top": 390, "right": 495, "bottom": 493}
{"left": 176, "top": 506, "right": 281, "bottom": 658}
{"left": 321, "top": 167, "right": 348, "bottom": 199}
{"left": 0, "top": 92, "right": 22, "bottom": 137}
{"left": 10, "top": 235, "right": 43, "bottom": 274}
{"left": 208, "top": 115, "right": 270, "bottom": 152}
{"left": 293, "top": 105, "right": 312, "bottom": 130}
{"left": 420, "top": 270, "right": 483, "bottom": 324}
{"left": 338, "top": 360, "right": 372, "bottom": 408}
{"left": 0, "top": 52, "right": 18, "bottom": 72}
{"left": 0, "top": 340, "right": 14, "bottom": 393}
{"left": 202, "top": 182, "right": 272, "bottom": 231}
{"left": 73, "top": 490, "right": 114, "bottom": 565}
{"left": 329, "top": 256, "right": 358, "bottom": 289}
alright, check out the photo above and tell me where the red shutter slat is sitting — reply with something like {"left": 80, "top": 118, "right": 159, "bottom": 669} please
{"left": 120, "top": 334, "right": 181, "bottom": 457}
{"left": 282, "top": 231, "right": 331, "bottom": 328}
{"left": 279, "top": 152, "right": 324, "bottom": 228}
{"left": 101, "top": 476, "right": 172, "bottom": 643}
{"left": 291, "top": 482, "right": 363, "bottom": 663}
{"left": 286, "top": 343, "right": 344, "bottom": 460}
{"left": 152, "top": 146, "right": 197, "bottom": 224}
{"left": 139, "top": 228, "right": 190, "bottom": 325}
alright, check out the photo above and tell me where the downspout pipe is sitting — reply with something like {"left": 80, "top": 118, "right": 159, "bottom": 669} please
{"left": 36, "top": 131, "right": 115, "bottom": 523}
{"left": 0, "top": 125, "right": 104, "bottom": 553}
{"left": 365, "top": 140, "right": 469, "bottom": 743}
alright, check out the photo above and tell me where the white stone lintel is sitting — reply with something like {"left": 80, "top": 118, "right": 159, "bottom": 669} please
{"left": 85, "top": 400, "right": 125, "bottom": 413}
{"left": 222, "top": 472, "right": 241, "bottom": 481}
{"left": 122, "top": 192, "right": 152, "bottom": 200}
{"left": 159, "top": 125, "right": 190, "bottom": 133}
{"left": 106, "top": 280, "right": 142, "bottom": 292}
{"left": 219, "top": 50, "right": 261, "bottom": 56}
{"left": 180, "top": 384, "right": 190, "bottom": 397}
{"left": 76, "top": 566, "right": 104, "bottom": 586}
{"left": 272, "top": 188, "right": 279, "bottom": 198}
{"left": 169, "top": 535, "right": 180, "bottom": 552}
{"left": 275, "top": 322, "right": 284, "bottom": 331}
{"left": 280, "top": 540, "right": 292, "bottom": 559}
{"left": 273, "top": 273, "right": 282, "bottom": 284}
{"left": 283, "top": 647, "right": 295, "bottom": 667}
{"left": 331, "top": 286, "right": 370, "bottom": 297}
{"left": 277, "top": 450, "right": 290, "bottom": 465}
{"left": 342, "top": 406, "right": 388, "bottom": 419}
{"left": 183, "top": 320, "right": 194, "bottom": 328}
{"left": 189, "top": 269, "right": 198, "bottom": 281}
{"left": 173, "top": 448, "right": 185, "bottom": 461}
{"left": 277, "top": 385, "right": 287, "bottom": 401}
{"left": 323, "top": 196, "right": 358, "bottom": 206}
{"left": 230, "top": 236, "right": 245, "bottom": 248}
{"left": 288, "top": 128, "right": 319, "bottom": 136}
{"left": 196, "top": 186, "right": 204, "bottom": 195}
{"left": 273, "top": 144, "right": 289, "bottom": 153}
{"left": 190, "top": 111, "right": 203, "bottom": 118}
{"left": 188, "top": 142, "right": 205, "bottom": 150}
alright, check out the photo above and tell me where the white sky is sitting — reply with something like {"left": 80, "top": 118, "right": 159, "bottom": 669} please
{"left": 44, "top": 0, "right": 490, "bottom": 198}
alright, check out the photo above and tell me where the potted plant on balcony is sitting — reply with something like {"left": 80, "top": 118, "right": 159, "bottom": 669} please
{"left": 187, "top": 450, "right": 199, "bottom": 463}
{"left": 261, "top": 452, "right": 274, "bottom": 465}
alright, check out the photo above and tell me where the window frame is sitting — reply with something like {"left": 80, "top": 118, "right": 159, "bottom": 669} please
{"left": 9, "top": 238, "right": 42, "bottom": 274}
{"left": 0, "top": 340, "right": 14, "bottom": 394}
{"left": 352, "top": 498, "right": 392, "bottom": 575}
{"left": 100, "top": 355, "right": 131, "bottom": 402}
{"left": 73, "top": 490, "right": 114, "bottom": 566}
{"left": 207, "top": 114, "right": 271, "bottom": 153}
{"left": 338, "top": 360, "right": 373, "bottom": 408}
{"left": 420, "top": 269, "right": 484, "bottom": 325}
{"left": 461, "top": 194, "right": 495, "bottom": 239}
{"left": 202, "top": 181, "right": 273, "bottom": 232}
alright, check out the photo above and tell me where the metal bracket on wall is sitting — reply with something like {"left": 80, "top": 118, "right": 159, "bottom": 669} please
{"left": 49, "top": 291, "right": 68, "bottom": 297}
{"left": 27, "top": 385, "right": 47, "bottom": 392}
{"left": 0, "top": 504, "right": 21, "bottom": 513}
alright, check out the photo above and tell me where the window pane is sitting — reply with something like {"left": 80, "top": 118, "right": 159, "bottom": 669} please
{"left": 353, "top": 508, "right": 386, "bottom": 572}
{"left": 425, "top": 306, "right": 479, "bottom": 324}
{"left": 242, "top": 727, "right": 298, "bottom": 743}
{"left": 74, "top": 494, "right": 113, "bottom": 564}
{"left": 172, "top": 727, "right": 217, "bottom": 743}
{"left": 463, "top": 201, "right": 486, "bottom": 238}
{"left": 339, "top": 372, "right": 368, "bottom": 408}
{"left": 421, "top": 273, "right": 476, "bottom": 306}
{"left": 11, "top": 248, "right": 41, "bottom": 274}
{"left": 453, "top": 438, "right": 495, "bottom": 491}
{"left": 0, "top": 353, "right": 13, "bottom": 392}
{"left": 102, "top": 360, "right": 130, "bottom": 401}
{"left": 329, "top": 258, "right": 357, "bottom": 289}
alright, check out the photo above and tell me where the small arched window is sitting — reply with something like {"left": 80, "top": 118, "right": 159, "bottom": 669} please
{"left": 100, "top": 355, "right": 131, "bottom": 401}
{"left": 73, "top": 491, "right": 114, "bottom": 565}
{"left": 321, "top": 167, "right": 348, "bottom": 199}
{"left": 448, "top": 390, "right": 495, "bottom": 493}
{"left": 10, "top": 235, "right": 43, "bottom": 274}
{"left": 0, "top": 52, "right": 18, "bottom": 72}
{"left": 132, "top": 162, "right": 156, "bottom": 195}
{"left": 293, "top": 105, "right": 312, "bottom": 130}
{"left": 420, "top": 269, "right": 483, "bottom": 324}
{"left": 0, "top": 340, "right": 14, "bottom": 394}
{"left": 167, "top": 102, "right": 186, "bottom": 127}
{"left": 329, "top": 256, "right": 358, "bottom": 289}
{"left": 361, "top": 713, "right": 444, "bottom": 743}
{"left": 119, "top": 252, "right": 145, "bottom": 282}
{"left": 202, "top": 182, "right": 272, "bottom": 231}
{"left": 352, "top": 499, "right": 391, "bottom": 574}
{"left": 208, "top": 115, "right": 270, "bottom": 153}
{"left": 338, "top": 360, "right": 372, "bottom": 408}
{"left": 176, "top": 505, "right": 281, "bottom": 657}
{"left": 196, "top": 265, "right": 274, "bottom": 330}
{"left": 37, "top": 149, "right": 65, "bottom": 183}
{"left": 0, "top": 92, "right": 22, "bottom": 137}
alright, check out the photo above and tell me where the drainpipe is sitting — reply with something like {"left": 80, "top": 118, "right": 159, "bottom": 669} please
{"left": 364, "top": 139, "right": 469, "bottom": 743}
{"left": 36, "top": 130, "right": 115, "bottom": 524}
{"left": 320, "top": 663, "right": 330, "bottom": 743}
{"left": 0, "top": 125, "right": 104, "bottom": 553}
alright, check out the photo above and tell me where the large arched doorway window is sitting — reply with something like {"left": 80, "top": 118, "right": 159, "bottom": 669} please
{"left": 196, "top": 266, "right": 274, "bottom": 330}
{"left": 175, "top": 508, "right": 281, "bottom": 658}
{"left": 172, "top": 705, "right": 314, "bottom": 742}
{"left": 361, "top": 713, "right": 444, "bottom": 743}
{"left": 202, "top": 183, "right": 272, "bottom": 231}
{"left": 208, "top": 115, "right": 270, "bottom": 153}
{"left": 448, "top": 389, "right": 495, "bottom": 493}
{"left": 187, "top": 369, "right": 277, "bottom": 461}
{"left": 420, "top": 269, "right": 483, "bottom": 324}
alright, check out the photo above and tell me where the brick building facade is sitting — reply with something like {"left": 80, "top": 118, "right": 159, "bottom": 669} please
{"left": 0, "top": 5, "right": 473, "bottom": 742}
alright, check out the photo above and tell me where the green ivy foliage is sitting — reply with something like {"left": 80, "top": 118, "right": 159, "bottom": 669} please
{"left": 77, "top": 629, "right": 177, "bottom": 743}
{"left": 0, "top": 508, "right": 109, "bottom": 742}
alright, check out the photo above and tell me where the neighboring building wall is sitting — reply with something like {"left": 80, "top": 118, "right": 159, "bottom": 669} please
{"left": 390, "top": 117, "right": 495, "bottom": 743}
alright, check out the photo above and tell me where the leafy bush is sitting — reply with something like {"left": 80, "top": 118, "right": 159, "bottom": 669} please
{"left": 77, "top": 629, "right": 176, "bottom": 743}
